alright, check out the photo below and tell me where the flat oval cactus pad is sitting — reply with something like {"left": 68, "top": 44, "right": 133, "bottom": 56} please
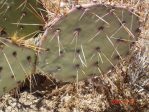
{"left": 38, "top": 4, "right": 140, "bottom": 82}
{"left": 0, "top": 38, "right": 36, "bottom": 96}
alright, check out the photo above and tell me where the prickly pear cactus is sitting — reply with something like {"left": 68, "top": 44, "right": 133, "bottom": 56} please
{"left": 0, "top": 38, "right": 36, "bottom": 96}
{"left": 0, "top": 0, "right": 46, "bottom": 40}
{"left": 38, "top": 4, "right": 140, "bottom": 82}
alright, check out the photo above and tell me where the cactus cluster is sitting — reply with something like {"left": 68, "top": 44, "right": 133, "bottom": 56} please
{"left": 0, "top": 1, "right": 141, "bottom": 96}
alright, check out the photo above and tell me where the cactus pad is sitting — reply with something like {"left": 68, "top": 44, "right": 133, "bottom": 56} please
{"left": 0, "top": 0, "right": 46, "bottom": 40}
{"left": 38, "top": 4, "right": 140, "bottom": 82}
{"left": 0, "top": 38, "right": 36, "bottom": 96}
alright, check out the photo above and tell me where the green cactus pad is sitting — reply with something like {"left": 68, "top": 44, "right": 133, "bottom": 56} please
{"left": 0, "top": 0, "right": 46, "bottom": 40}
{"left": 0, "top": 38, "right": 36, "bottom": 96}
{"left": 38, "top": 4, "right": 140, "bottom": 82}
